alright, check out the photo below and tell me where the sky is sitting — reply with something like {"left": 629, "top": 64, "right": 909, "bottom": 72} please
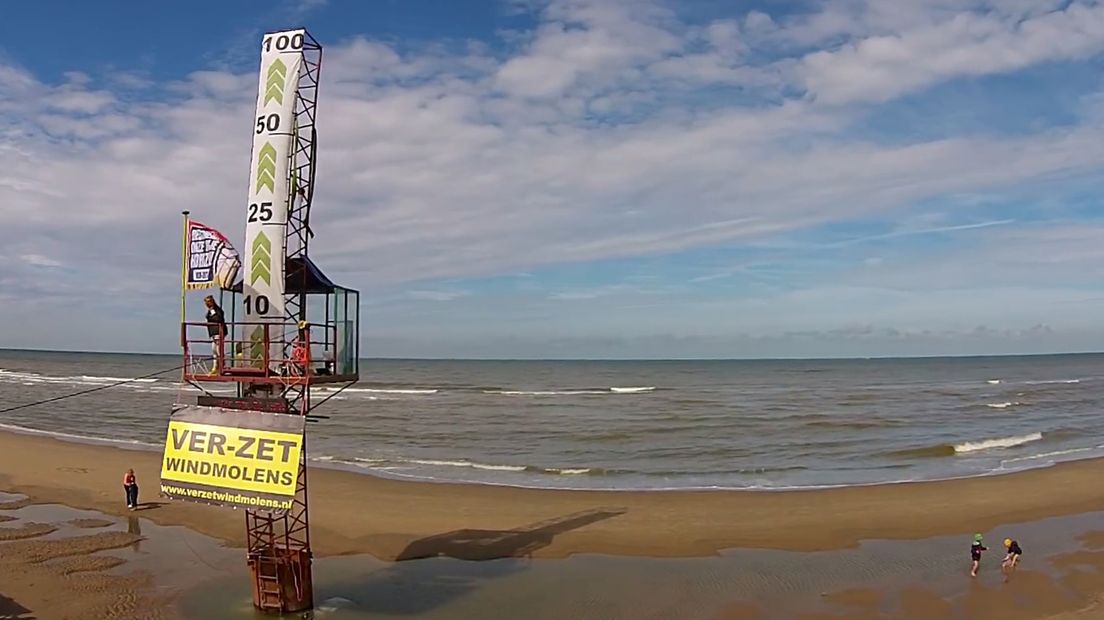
{"left": 1, "top": 0, "right": 1103, "bottom": 359}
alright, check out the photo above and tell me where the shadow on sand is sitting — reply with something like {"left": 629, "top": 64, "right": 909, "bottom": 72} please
{"left": 395, "top": 506, "right": 628, "bottom": 562}
{"left": 340, "top": 507, "right": 627, "bottom": 616}
{"left": 0, "top": 593, "right": 33, "bottom": 619}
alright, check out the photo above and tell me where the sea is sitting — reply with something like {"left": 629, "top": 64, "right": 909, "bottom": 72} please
{"left": 1, "top": 349, "right": 1102, "bottom": 491}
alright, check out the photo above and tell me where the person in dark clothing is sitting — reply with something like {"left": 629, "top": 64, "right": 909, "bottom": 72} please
{"left": 204, "top": 295, "right": 227, "bottom": 374}
{"left": 970, "top": 533, "right": 987, "bottom": 577}
{"left": 123, "top": 468, "right": 139, "bottom": 510}
{"left": 1002, "top": 538, "right": 1023, "bottom": 576}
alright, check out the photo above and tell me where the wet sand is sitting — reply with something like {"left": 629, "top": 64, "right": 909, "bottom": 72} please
{"left": 178, "top": 510, "right": 1104, "bottom": 619}
{"left": 7, "top": 497, "right": 1104, "bottom": 620}
{"left": 3, "top": 430, "right": 1104, "bottom": 559}
{"left": 3, "top": 430, "right": 1104, "bottom": 618}
{"left": 0, "top": 493, "right": 166, "bottom": 620}
{"left": 0, "top": 491, "right": 240, "bottom": 620}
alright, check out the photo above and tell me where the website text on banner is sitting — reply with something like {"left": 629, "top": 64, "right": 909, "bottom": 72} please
{"left": 159, "top": 404, "right": 305, "bottom": 512}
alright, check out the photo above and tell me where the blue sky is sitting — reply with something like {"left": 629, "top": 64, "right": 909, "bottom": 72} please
{"left": 2, "top": 0, "right": 1104, "bottom": 358}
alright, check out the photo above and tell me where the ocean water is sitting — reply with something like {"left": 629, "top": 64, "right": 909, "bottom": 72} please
{"left": 1, "top": 349, "right": 1102, "bottom": 491}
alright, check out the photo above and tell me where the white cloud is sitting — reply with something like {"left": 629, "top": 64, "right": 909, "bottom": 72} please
{"left": 822, "top": 218, "right": 1016, "bottom": 248}
{"left": 840, "top": 222, "right": 1104, "bottom": 292}
{"left": 44, "top": 89, "right": 115, "bottom": 114}
{"left": 798, "top": 1, "right": 1104, "bottom": 104}
{"left": 495, "top": 0, "right": 682, "bottom": 98}
{"left": 19, "top": 254, "right": 62, "bottom": 268}
{"left": 110, "top": 72, "right": 154, "bottom": 90}
{"left": 405, "top": 289, "right": 470, "bottom": 302}
{"left": 546, "top": 282, "right": 655, "bottom": 300}
{"left": 2, "top": 0, "right": 1104, "bottom": 353}
{"left": 689, "top": 272, "right": 735, "bottom": 284}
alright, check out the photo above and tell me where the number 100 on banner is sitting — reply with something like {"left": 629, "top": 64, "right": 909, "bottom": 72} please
{"left": 159, "top": 405, "right": 305, "bottom": 512}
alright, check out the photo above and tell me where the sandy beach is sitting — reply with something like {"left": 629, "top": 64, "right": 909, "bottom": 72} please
{"left": 4, "top": 430, "right": 1104, "bottom": 559}
{"left": 3, "top": 429, "right": 1104, "bottom": 618}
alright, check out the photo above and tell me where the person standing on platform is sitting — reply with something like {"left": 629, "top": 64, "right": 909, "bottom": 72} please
{"left": 204, "top": 295, "right": 227, "bottom": 374}
{"left": 289, "top": 321, "right": 310, "bottom": 376}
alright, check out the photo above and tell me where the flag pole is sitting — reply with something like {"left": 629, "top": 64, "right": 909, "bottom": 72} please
{"left": 181, "top": 210, "right": 190, "bottom": 327}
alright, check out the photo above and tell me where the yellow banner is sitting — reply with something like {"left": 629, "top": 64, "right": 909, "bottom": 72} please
{"left": 160, "top": 419, "right": 303, "bottom": 497}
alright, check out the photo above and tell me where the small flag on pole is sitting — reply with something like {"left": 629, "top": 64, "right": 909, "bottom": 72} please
{"left": 185, "top": 220, "right": 241, "bottom": 290}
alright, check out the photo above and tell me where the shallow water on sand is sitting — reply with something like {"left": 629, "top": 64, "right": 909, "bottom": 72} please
{"left": 3, "top": 350, "right": 1104, "bottom": 491}
{"left": 181, "top": 511, "right": 1104, "bottom": 620}
{"left": 0, "top": 497, "right": 240, "bottom": 593}
{"left": 5, "top": 489, "right": 1102, "bottom": 618}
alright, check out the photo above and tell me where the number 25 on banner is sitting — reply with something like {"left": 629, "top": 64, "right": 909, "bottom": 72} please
{"left": 247, "top": 202, "right": 273, "bottom": 222}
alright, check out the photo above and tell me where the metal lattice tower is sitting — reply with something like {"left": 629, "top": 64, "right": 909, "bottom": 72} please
{"left": 245, "top": 31, "right": 322, "bottom": 614}
{"left": 177, "top": 27, "right": 359, "bottom": 615}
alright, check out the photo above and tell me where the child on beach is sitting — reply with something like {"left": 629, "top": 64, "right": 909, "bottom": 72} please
{"left": 123, "top": 468, "right": 138, "bottom": 510}
{"left": 1002, "top": 538, "right": 1022, "bottom": 576}
{"left": 970, "top": 533, "right": 987, "bottom": 577}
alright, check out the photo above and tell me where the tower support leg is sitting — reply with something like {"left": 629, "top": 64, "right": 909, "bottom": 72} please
{"left": 246, "top": 440, "right": 312, "bottom": 613}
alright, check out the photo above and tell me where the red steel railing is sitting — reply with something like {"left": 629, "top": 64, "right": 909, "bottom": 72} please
{"left": 181, "top": 321, "right": 339, "bottom": 383}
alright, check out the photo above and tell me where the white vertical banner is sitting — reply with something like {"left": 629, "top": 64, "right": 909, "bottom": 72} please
{"left": 243, "top": 29, "right": 305, "bottom": 362}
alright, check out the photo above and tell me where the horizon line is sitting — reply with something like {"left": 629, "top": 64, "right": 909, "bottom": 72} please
{"left": 1, "top": 346, "right": 1101, "bottom": 363}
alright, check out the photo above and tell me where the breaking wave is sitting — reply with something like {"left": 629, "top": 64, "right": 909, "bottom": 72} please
{"left": 0, "top": 368, "right": 661, "bottom": 401}
{"left": 485, "top": 390, "right": 604, "bottom": 396}
{"left": 0, "top": 421, "right": 159, "bottom": 449}
{"left": 954, "top": 432, "right": 1044, "bottom": 454}
{"left": 320, "top": 387, "right": 438, "bottom": 395}
{"left": 80, "top": 375, "right": 157, "bottom": 384}
{"left": 314, "top": 454, "right": 611, "bottom": 477}
{"left": 0, "top": 368, "right": 160, "bottom": 386}
{"left": 1000, "top": 446, "right": 1101, "bottom": 466}
{"left": 484, "top": 386, "right": 656, "bottom": 396}
{"left": 886, "top": 432, "right": 1046, "bottom": 459}
{"left": 1, "top": 367, "right": 660, "bottom": 404}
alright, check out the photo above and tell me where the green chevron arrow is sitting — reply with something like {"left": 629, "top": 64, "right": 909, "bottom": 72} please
{"left": 255, "top": 142, "right": 277, "bottom": 193}
{"left": 264, "top": 59, "right": 287, "bottom": 105}
{"left": 250, "top": 232, "right": 272, "bottom": 286}
{"left": 249, "top": 326, "right": 265, "bottom": 363}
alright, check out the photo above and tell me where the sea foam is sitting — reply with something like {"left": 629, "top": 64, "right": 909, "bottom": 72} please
{"left": 954, "top": 432, "right": 1043, "bottom": 454}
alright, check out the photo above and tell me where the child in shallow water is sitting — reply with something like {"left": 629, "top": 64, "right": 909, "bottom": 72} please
{"left": 970, "top": 533, "right": 987, "bottom": 577}
{"left": 1002, "top": 538, "right": 1023, "bottom": 576}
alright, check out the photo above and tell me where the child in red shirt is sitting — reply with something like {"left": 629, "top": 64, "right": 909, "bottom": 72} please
{"left": 123, "top": 469, "right": 139, "bottom": 510}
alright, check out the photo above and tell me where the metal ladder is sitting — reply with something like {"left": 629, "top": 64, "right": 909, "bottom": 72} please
{"left": 253, "top": 554, "right": 285, "bottom": 612}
